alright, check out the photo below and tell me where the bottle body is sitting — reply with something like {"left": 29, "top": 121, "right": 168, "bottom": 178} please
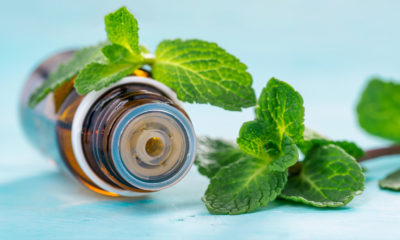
{"left": 20, "top": 52, "right": 196, "bottom": 196}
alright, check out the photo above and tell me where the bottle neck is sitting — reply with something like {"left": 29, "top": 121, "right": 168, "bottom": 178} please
{"left": 79, "top": 79, "right": 196, "bottom": 194}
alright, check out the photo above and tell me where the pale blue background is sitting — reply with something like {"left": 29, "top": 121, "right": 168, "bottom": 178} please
{"left": 1, "top": 0, "right": 400, "bottom": 239}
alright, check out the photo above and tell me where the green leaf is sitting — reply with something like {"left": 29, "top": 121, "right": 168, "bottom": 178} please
{"left": 299, "top": 128, "right": 364, "bottom": 159}
{"left": 105, "top": 7, "right": 140, "bottom": 56}
{"left": 202, "top": 156, "right": 288, "bottom": 215}
{"left": 269, "top": 136, "right": 299, "bottom": 171}
{"left": 195, "top": 137, "right": 246, "bottom": 178}
{"left": 357, "top": 78, "right": 400, "bottom": 142}
{"left": 255, "top": 78, "right": 304, "bottom": 143}
{"left": 101, "top": 44, "right": 143, "bottom": 64}
{"left": 236, "top": 120, "right": 280, "bottom": 160}
{"left": 379, "top": 169, "right": 400, "bottom": 191}
{"left": 74, "top": 62, "right": 139, "bottom": 94}
{"left": 28, "top": 43, "right": 106, "bottom": 107}
{"left": 152, "top": 39, "right": 256, "bottom": 111}
{"left": 237, "top": 120, "right": 298, "bottom": 171}
{"left": 280, "top": 144, "right": 365, "bottom": 207}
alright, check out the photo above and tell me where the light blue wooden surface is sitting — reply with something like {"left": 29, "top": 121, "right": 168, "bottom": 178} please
{"left": 1, "top": 0, "right": 400, "bottom": 239}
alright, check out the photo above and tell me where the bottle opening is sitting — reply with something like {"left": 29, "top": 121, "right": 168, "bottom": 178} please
{"left": 145, "top": 137, "right": 164, "bottom": 158}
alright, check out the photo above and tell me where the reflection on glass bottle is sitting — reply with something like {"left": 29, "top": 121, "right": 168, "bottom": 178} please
{"left": 20, "top": 51, "right": 196, "bottom": 197}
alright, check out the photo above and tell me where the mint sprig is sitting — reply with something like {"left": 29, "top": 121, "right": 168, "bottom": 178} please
{"left": 75, "top": 6, "right": 144, "bottom": 94}
{"left": 201, "top": 78, "right": 301, "bottom": 214}
{"left": 357, "top": 77, "right": 400, "bottom": 191}
{"left": 196, "top": 78, "right": 365, "bottom": 214}
{"left": 28, "top": 7, "right": 256, "bottom": 111}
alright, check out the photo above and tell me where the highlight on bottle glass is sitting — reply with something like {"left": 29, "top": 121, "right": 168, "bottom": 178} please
{"left": 20, "top": 51, "right": 196, "bottom": 197}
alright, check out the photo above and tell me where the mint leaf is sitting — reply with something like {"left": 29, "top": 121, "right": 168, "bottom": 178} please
{"left": 237, "top": 120, "right": 298, "bottom": 171}
{"left": 202, "top": 156, "right": 288, "bottom": 215}
{"left": 195, "top": 137, "right": 245, "bottom": 178}
{"left": 280, "top": 144, "right": 365, "bottom": 207}
{"left": 269, "top": 136, "right": 299, "bottom": 171}
{"left": 236, "top": 120, "right": 280, "bottom": 159}
{"left": 379, "top": 169, "right": 400, "bottom": 191}
{"left": 152, "top": 39, "right": 256, "bottom": 111}
{"left": 28, "top": 43, "right": 106, "bottom": 107}
{"left": 105, "top": 7, "right": 140, "bottom": 56}
{"left": 299, "top": 128, "right": 364, "bottom": 159}
{"left": 255, "top": 78, "right": 304, "bottom": 143}
{"left": 357, "top": 78, "right": 400, "bottom": 142}
{"left": 74, "top": 62, "right": 139, "bottom": 94}
{"left": 101, "top": 44, "right": 142, "bottom": 64}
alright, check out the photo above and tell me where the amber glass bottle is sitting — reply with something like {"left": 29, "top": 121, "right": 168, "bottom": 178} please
{"left": 20, "top": 51, "right": 196, "bottom": 197}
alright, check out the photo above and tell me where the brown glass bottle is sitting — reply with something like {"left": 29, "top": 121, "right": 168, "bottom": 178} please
{"left": 20, "top": 51, "right": 196, "bottom": 197}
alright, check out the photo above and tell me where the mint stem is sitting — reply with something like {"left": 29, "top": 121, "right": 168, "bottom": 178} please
{"left": 358, "top": 145, "right": 400, "bottom": 162}
{"left": 288, "top": 145, "right": 400, "bottom": 175}
{"left": 142, "top": 54, "right": 155, "bottom": 65}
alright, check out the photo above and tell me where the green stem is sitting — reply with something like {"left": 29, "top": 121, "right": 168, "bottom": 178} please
{"left": 142, "top": 54, "right": 156, "bottom": 66}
